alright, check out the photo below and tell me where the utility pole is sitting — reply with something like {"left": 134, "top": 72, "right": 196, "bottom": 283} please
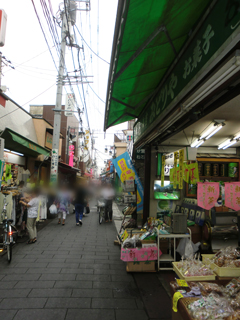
{"left": 50, "top": 9, "right": 67, "bottom": 183}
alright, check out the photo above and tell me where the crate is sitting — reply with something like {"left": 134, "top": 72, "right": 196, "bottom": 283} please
{"left": 202, "top": 254, "right": 240, "bottom": 278}
{"left": 173, "top": 262, "right": 216, "bottom": 281}
{"left": 126, "top": 261, "right": 156, "bottom": 272}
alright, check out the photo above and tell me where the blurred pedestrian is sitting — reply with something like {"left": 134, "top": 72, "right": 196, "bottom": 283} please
{"left": 55, "top": 184, "right": 70, "bottom": 226}
{"left": 20, "top": 188, "right": 40, "bottom": 244}
{"left": 102, "top": 183, "right": 115, "bottom": 222}
{"left": 74, "top": 181, "right": 88, "bottom": 226}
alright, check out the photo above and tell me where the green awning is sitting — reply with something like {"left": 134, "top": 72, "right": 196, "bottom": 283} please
{"left": 1, "top": 128, "right": 50, "bottom": 157}
{"left": 104, "top": 0, "right": 212, "bottom": 130}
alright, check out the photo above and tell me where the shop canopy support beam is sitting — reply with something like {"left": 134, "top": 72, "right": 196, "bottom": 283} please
{"left": 114, "top": 25, "right": 165, "bottom": 81}
{"left": 111, "top": 97, "right": 135, "bottom": 110}
{"left": 162, "top": 25, "right": 177, "bottom": 56}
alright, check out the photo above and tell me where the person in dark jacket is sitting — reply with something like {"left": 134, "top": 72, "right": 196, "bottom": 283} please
{"left": 74, "top": 183, "right": 88, "bottom": 226}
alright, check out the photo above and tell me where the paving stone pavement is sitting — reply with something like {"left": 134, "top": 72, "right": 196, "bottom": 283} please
{"left": 0, "top": 205, "right": 171, "bottom": 320}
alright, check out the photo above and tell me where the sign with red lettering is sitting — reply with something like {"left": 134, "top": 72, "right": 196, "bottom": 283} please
{"left": 197, "top": 182, "right": 219, "bottom": 210}
{"left": 225, "top": 182, "right": 240, "bottom": 211}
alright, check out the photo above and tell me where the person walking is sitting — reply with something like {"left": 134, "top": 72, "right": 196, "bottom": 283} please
{"left": 102, "top": 182, "right": 115, "bottom": 222}
{"left": 74, "top": 182, "right": 88, "bottom": 226}
{"left": 20, "top": 188, "right": 39, "bottom": 244}
{"left": 55, "top": 184, "right": 70, "bottom": 226}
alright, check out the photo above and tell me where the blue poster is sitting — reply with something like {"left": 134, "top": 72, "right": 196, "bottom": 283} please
{"left": 112, "top": 152, "right": 144, "bottom": 212}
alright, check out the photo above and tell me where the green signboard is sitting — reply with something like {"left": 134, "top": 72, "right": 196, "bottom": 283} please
{"left": 134, "top": 0, "right": 240, "bottom": 143}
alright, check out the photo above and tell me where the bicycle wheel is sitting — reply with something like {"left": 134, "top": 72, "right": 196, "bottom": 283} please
{"left": 99, "top": 209, "right": 103, "bottom": 224}
{"left": 7, "top": 243, "right": 12, "bottom": 263}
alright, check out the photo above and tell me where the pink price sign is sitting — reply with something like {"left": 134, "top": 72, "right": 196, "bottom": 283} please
{"left": 225, "top": 182, "right": 240, "bottom": 211}
{"left": 197, "top": 182, "right": 219, "bottom": 210}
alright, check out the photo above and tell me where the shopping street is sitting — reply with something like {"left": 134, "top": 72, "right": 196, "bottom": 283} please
{"left": 0, "top": 206, "right": 172, "bottom": 320}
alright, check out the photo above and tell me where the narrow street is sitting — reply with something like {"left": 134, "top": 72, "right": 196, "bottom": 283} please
{"left": 0, "top": 207, "right": 171, "bottom": 320}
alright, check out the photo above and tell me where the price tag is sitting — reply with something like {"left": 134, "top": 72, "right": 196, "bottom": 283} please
{"left": 172, "top": 292, "right": 183, "bottom": 312}
{"left": 176, "top": 279, "right": 188, "bottom": 287}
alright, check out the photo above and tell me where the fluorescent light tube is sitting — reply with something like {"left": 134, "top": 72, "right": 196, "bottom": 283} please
{"left": 222, "top": 140, "right": 237, "bottom": 149}
{"left": 195, "top": 140, "right": 205, "bottom": 148}
{"left": 200, "top": 123, "right": 216, "bottom": 140}
{"left": 11, "top": 151, "right": 24, "bottom": 156}
{"left": 234, "top": 132, "right": 240, "bottom": 139}
{"left": 218, "top": 139, "right": 231, "bottom": 149}
{"left": 205, "top": 125, "right": 223, "bottom": 140}
{"left": 190, "top": 139, "right": 200, "bottom": 148}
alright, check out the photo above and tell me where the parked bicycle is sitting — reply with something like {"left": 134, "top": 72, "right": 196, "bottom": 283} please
{"left": 97, "top": 198, "right": 105, "bottom": 224}
{"left": 0, "top": 197, "right": 15, "bottom": 262}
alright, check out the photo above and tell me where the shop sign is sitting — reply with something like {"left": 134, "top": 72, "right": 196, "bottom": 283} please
{"left": 85, "top": 130, "right": 90, "bottom": 151}
{"left": 225, "top": 182, "right": 240, "bottom": 211}
{"left": 179, "top": 149, "right": 184, "bottom": 189}
{"left": 3, "top": 152, "right": 25, "bottom": 166}
{"left": 50, "top": 149, "right": 58, "bottom": 182}
{"left": 45, "top": 132, "right": 53, "bottom": 149}
{"left": 134, "top": 0, "right": 240, "bottom": 143}
{"left": 173, "top": 151, "right": 178, "bottom": 189}
{"left": 112, "top": 152, "right": 144, "bottom": 212}
{"left": 161, "top": 155, "right": 165, "bottom": 187}
{"left": 65, "top": 93, "right": 75, "bottom": 116}
{"left": 197, "top": 182, "right": 219, "bottom": 210}
{"left": 29, "top": 143, "right": 37, "bottom": 152}
{"left": 135, "top": 148, "right": 145, "bottom": 160}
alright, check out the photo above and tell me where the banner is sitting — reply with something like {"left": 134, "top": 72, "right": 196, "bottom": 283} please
{"left": 112, "top": 152, "right": 144, "bottom": 212}
{"left": 179, "top": 149, "right": 184, "bottom": 189}
{"left": 197, "top": 182, "right": 219, "bottom": 210}
{"left": 173, "top": 151, "right": 178, "bottom": 189}
{"left": 225, "top": 182, "right": 240, "bottom": 211}
{"left": 161, "top": 155, "right": 165, "bottom": 187}
{"left": 183, "top": 163, "right": 189, "bottom": 183}
{"left": 170, "top": 168, "right": 174, "bottom": 184}
{"left": 188, "top": 163, "right": 199, "bottom": 184}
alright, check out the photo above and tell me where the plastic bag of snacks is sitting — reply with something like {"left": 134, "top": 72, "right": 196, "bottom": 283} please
{"left": 213, "top": 247, "right": 240, "bottom": 268}
{"left": 198, "top": 282, "right": 223, "bottom": 295}
{"left": 224, "top": 278, "right": 240, "bottom": 298}
{"left": 177, "top": 258, "right": 214, "bottom": 277}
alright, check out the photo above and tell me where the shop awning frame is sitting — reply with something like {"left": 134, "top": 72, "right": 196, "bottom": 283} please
{"left": 0, "top": 127, "right": 50, "bottom": 158}
{"left": 104, "top": 0, "right": 214, "bottom": 131}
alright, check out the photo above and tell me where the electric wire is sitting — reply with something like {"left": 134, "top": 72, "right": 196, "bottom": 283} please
{"left": 74, "top": 24, "right": 109, "bottom": 64}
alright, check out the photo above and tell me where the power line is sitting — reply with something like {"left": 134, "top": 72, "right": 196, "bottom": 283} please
{"left": 74, "top": 25, "right": 109, "bottom": 65}
{"left": 22, "top": 83, "right": 56, "bottom": 106}
{"left": 88, "top": 83, "right": 105, "bottom": 103}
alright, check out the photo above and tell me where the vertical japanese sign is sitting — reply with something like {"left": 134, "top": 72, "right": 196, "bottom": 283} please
{"left": 85, "top": 130, "right": 90, "bottom": 150}
{"left": 112, "top": 152, "right": 143, "bottom": 212}
{"left": 225, "top": 182, "right": 240, "bottom": 211}
{"left": 189, "top": 163, "right": 199, "bottom": 184}
{"left": 65, "top": 93, "right": 75, "bottom": 116}
{"left": 179, "top": 149, "right": 184, "bottom": 189}
{"left": 197, "top": 182, "right": 219, "bottom": 210}
{"left": 161, "top": 155, "right": 165, "bottom": 187}
{"left": 173, "top": 151, "right": 178, "bottom": 189}
{"left": 51, "top": 149, "right": 58, "bottom": 183}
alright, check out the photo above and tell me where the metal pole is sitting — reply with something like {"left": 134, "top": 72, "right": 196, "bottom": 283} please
{"left": 66, "top": 126, "right": 70, "bottom": 165}
{"left": 50, "top": 10, "right": 67, "bottom": 183}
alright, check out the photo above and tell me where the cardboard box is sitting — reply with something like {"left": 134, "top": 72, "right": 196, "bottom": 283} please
{"left": 126, "top": 261, "right": 155, "bottom": 272}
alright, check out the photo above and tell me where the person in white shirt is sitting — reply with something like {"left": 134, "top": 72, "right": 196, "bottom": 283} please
{"left": 102, "top": 183, "right": 115, "bottom": 222}
{"left": 20, "top": 189, "right": 40, "bottom": 244}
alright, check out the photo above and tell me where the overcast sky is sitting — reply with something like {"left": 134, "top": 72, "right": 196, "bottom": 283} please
{"left": 1, "top": 0, "right": 126, "bottom": 169}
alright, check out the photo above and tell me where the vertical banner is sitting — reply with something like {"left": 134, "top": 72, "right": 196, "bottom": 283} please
{"left": 188, "top": 163, "right": 199, "bottom": 184}
{"left": 179, "top": 149, "right": 184, "bottom": 189}
{"left": 173, "top": 151, "right": 178, "bottom": 189}
{"left": 183, "top": 163, "right": 189, "bottom": 183}
{"left": 197, "top": 182, "right": 219, "bottom": 210}
{"left": 225, "top": 182, "right": 240, "bottom": 211}
{"left": 112, "top": 152, "right": 144, "bottom": 212}
{"left": 161, "top": 155, "right": 165, "bottom": 187}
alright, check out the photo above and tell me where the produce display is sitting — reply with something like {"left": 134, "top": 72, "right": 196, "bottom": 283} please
{"left": 177, "top": 258, "right": 214, "bottom": 277}
{"left": 186, "top": 279, "right": 240, "bottom": 320}
{"left": 213, "top": 247, "right": 240, "bottom": 268}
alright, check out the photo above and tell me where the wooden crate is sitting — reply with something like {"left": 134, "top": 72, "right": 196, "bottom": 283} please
{"left": 126, "top": 261, "right": 156, "bottom": 272}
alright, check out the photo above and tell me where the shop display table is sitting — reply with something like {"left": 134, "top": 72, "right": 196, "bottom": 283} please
{"left": 156, "top": 228, "right": 192, "bottom": 270}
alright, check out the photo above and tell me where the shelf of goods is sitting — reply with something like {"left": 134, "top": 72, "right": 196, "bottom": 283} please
{"left": 156, "top": 228, "right": 192, "bottom": 271}
{"left": 202, "top": 254, "right": 240, "bottom": 278}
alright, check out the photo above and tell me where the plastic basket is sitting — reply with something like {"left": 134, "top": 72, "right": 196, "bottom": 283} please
{"left": 202, "top": 254, "right": 240, "bottom": 278}
{"left": 173, "top": 262, "right": 216, "bottom": 281}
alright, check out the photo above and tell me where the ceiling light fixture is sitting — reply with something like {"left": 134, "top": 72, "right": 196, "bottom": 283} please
{"left": 205, "top": 124, "right": 224, "bottom": 140}
{"left": 218, "top": 139, "right": 231, "bottom": 150}
{"left": 199, "top": 121, "right": 225, "bottom": 140}
{"left": 195, "top": 140, "right": 205, "bottom": 148}
{"left": 222, "top": 140, "right": 237, "bottom": 150}
{"left": 190, "top": 138, "right": 201, "bottom": 148}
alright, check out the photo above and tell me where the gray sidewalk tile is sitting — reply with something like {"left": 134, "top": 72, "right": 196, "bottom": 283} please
{"left": 116, "top": 310, "right": 148, "bottom": 320}
{"left": 65, "top": 309, "right": 115, "bottom": 320}
{"left": 92, "top": 298, "right": 137, "bottom": 309}
{"left": 15, "top": 281, "right": 55, "bottom": 289}
{"left": 26, "top": 267, "right": 61, "bottom": 274}
{"left": 0, "top": 298, "right": 47, "bottom": 309}
{"left": 0, "top": 310, "right": 17, "bottom": 320}
{"left": 54, "top": 280, "right": 92, "bottom": 289}
{"left": 93, "top": 281, "right": 137, "bottom": 289}
{"left": 76, "top": 274, "right": 111, "bottom": 281}
{"left": 60, "top": 268, "right": 93, "bottom": 274}
{"left": 0, "top": 289, "right": 31, "bottom": 298}
{"left": 0, "top": 281, "right": 17, "bottom": 289}
{"left": 1, "top": 274, "right": 41, "bottom": 281}
{"left": 29, "top": 288, "right": 72, "bottom": 297}
{"left": 45, "top": 297, "right": 91, "bottom": 308}
{"left": 72, "top": 288, "right": 113, "bottom": 298}
{"left": 39, "top": 273, "right": 76, "bottom": 281}
{"left": 14, "top": 309, "right": 67, "bottom": 320}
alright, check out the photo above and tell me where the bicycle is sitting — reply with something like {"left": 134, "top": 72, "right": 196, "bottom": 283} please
{"left": 0, "top": 197, "right": 15, "bottom": 263}
{"left": 97, "top": 198, "right": 105, "bottom": 224}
